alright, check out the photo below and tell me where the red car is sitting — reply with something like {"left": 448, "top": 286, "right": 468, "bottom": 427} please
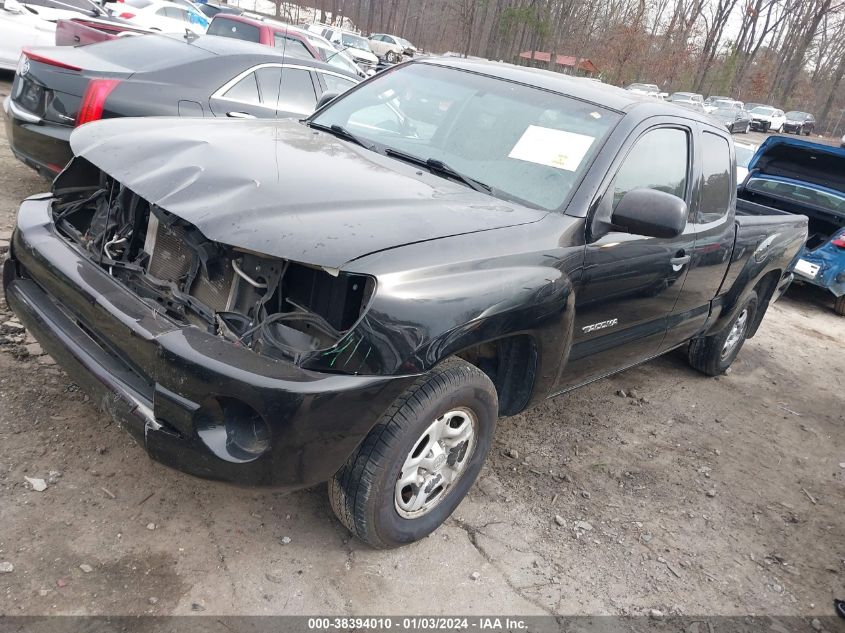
{"left": 206, "top": 14, "right": 365, "bottom": 77}
{"left": 56, "top": 17, "right": 153, "bottom": 46}
{"left": 206, "top": 14, "right": 319, "bottom": 58}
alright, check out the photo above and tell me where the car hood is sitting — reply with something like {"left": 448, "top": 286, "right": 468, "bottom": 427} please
{"left": 747, "top": 136, "right": 845, "bottom": 196}
{"left": 69, "top": 117, "right": 545, "bottom": 269}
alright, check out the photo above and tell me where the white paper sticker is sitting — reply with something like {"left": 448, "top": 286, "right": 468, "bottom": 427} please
{"left": 508, "top": 125, "right": 596, "bottom": 171}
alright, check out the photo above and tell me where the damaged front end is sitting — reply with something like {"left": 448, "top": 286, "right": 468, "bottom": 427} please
{"left": 52, "top": 158, "right": 375, "bottom": 368}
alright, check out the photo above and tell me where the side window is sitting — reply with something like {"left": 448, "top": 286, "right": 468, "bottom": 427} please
{"left": 278, "top": 68, "right": 317, "bottom": 114}
{"left": 207, "top": 18, "right": 260, "bottom": 42}
{"left": 611, "top": 128, "right": 689, "bottom": 209}
{"left": 699, "top": 132, "right": 732, "bottom": 223}
{"left": 155, "top": 8, "right": 168, "bottom": 16}
{"left": 255, "top": 67, "right": 282, "bottom": 106}
{"left": 320, "top": 73, "right": 356, "bottom": 95}
{"left": 223, "top": 72, "right": 261, "bottom": 105}
{"left": 273, "top": 34, "right": 314, "bottom": 59}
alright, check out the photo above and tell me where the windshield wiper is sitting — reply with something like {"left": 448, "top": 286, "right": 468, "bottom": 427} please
{"left": 383, "top": 148, "right": 492, "bottom": 194}
{"left": 308, "top": 122, "right": 372, "bottom": 150}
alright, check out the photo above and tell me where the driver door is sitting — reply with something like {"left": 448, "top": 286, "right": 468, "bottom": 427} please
{"left": 558, "top": 123, "right": 695, "bottom": 391}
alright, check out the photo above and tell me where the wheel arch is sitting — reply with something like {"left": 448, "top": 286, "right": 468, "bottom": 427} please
{"left": 455, "top": 334, "right": 540, "bottom": 416}
{"left": 746, "top": 268, "right": 782, "bottom": 338}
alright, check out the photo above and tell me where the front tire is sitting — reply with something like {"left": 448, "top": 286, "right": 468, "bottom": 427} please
{"left": 329, "top": 358, "right": 498, "bottom": 548}
{"left": 688, "top": 290, "right": 758, "bottom": 376}
{"left": 385, "top": 50, "right": 398, "bottom": 63}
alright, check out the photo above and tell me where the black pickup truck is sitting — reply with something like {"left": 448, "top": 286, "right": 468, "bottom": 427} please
{"left": 4, "top": 58, "right": 807, "bottom": 548}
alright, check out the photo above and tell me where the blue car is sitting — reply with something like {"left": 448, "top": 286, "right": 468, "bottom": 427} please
{"left": 740, "top": 136, "right": 845, "bottom": 315}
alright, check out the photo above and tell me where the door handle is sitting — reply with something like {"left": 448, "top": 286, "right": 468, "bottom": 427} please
{"left": 670, "top": 251, "right": 691, "bottom": 271}
{"left": 226, "top": 111, "right": 256, "bottom": 119}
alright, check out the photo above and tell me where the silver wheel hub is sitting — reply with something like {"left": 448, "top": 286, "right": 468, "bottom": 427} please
{"left": 721, "top": 308, "right": 749, "bottom": 360}
{"left": 394, "top": 407, "right": 477, "bottom": 518}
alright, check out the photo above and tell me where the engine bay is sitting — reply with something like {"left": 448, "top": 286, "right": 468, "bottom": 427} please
{"left": 51, "top": 169, "right": 374, "bottom": 364}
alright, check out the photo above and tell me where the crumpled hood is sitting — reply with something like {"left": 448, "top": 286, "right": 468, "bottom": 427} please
{"left": 69, "top": 117, "right": 545, "bottom": 269}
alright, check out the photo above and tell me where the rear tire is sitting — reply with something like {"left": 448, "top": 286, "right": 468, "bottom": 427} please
{"left": 329, "top": 358, "right": 498, "bottom": 549}
{"left": 834, "top": 295, "right": 845, "bottom": 316}
{"left": 688, "top": 291, "right": 758, "bottom": 376}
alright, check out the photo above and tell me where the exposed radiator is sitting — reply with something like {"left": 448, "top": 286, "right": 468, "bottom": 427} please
{"left": 145, "top": 215, "right": 193, "bottom": 283}
{"left": 144, "top": 214, "right": 235, "bottom": 312}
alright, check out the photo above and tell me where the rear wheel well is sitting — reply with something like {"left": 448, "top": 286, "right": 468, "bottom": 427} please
{"left": 746, "top": 269, "right": 781, "bottom": 338}
{"left": 456, "top": 335, "right": 538, "bottom": 416}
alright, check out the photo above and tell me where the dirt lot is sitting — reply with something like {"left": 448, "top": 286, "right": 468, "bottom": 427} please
{"left": 0, "top": 75, "right": 843, "bottom": 619}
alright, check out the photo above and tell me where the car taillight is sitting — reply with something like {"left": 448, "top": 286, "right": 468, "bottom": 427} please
{"left": 832, "top": 236, "right": 845, "bottom": 248}
{"left": 118, "top": 11, "right": 135, "bottom": 17}
{"left": 21, "top": 48, "right": 81, "bottom": 72}
{"left": 76, "top": 78, "right": 120, "bottom": 126}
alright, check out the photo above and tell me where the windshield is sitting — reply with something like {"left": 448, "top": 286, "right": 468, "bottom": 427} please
{"left": 785, "top": 111, "right": 807, "bottom": 119}
{"left": 734, "top": 145, "right": 756, "bottom": 168}
{"left": 311, "top": 63, "right": 620, "bottom": 211}
{"left": 341, "top": 33, "right": 370, "bottom": 50}
{"left": 713, "top": 108, "right": 736, "bottom": 117}
{"left": 311, "top": 41, "right": 360, "bottom": 74}
{"left": 751, "top": 107, "right": 774, "bottom": 115}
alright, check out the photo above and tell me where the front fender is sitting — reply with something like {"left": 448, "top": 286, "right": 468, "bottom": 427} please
{"left": 304, "top": 265, "right": 576, "bottom": 378}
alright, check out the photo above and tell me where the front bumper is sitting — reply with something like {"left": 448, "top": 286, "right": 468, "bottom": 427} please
{"left": 4, "top": 97, "right": 73, "bottom": 179}
{"left": 750, "top": 119, "right": 770, "bottom": 131}
{"left": 4, "top": 196, "right": 413, "bottom": 488}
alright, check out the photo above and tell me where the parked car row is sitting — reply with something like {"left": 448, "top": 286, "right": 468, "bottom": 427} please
{"left": 1, "top": 0, "right": 421, "bottom": 80}
{"left": 628, "top": 84, "right": 819, "bottom": 138}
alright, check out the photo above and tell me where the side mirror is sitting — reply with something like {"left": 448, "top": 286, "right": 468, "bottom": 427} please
{"left": 611, "top": 188, "right": 687, "bottom": 238}
{"left": 314, "top": 91, "right": 339, "bottom": 111}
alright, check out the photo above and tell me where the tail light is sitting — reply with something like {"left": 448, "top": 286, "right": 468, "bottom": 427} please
{"left": 76, "top": 78, "right": 120, "bottom": 126}
{"left": 831, "top": 236, "right": 845, "bottom": 248}
{"left": 118, "top": 11, "right": 135, "bottom": 17}
{"left": 21, "top": 48, "right": 81, "bottom": 72}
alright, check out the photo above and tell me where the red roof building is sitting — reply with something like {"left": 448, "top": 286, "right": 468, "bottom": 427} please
{"left": 518, "top": 51, "right": 598, "bottom": 76}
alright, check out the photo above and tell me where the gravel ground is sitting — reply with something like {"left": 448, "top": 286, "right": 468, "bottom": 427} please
{"left": 0, "top": 74, "right": 843, "bottom": 618}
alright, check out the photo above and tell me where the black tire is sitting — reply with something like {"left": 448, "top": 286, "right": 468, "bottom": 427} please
{"left": 386, "top": 50, "right": 398, "bottom": 63}
{"left": 329, "top": 358, "right": 498, "bottom": 549}
{"left": 688, "top": 290, "right": 758, "bottom": 376}
{"left": 834, "top": 295, "right": 845, "bottom": 316}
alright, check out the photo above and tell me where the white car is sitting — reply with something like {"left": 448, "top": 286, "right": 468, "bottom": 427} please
{"left": 368, "top": 33, "right": 409, "bottom": 63}
{"left": 0, "top": 0, "right": 107, "bottom": 70}
{"left": 0, "top": 0, "right": 55, "bottom": 70}
{"left": 749, "top": 106, "right": 786, "bottom": 133}
{"left": 104, "top": 0, "right": 208, "bottom": 35}
{"left": 625, "top": 83, "right": 665, "bottom": 99}
{"left": 307, "top": 24, "right": 378, "bottom": 71}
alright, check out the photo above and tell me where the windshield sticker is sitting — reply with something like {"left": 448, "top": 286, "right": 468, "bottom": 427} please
{"left": 508, "top": 125, "right": 595, "bottom": 171}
